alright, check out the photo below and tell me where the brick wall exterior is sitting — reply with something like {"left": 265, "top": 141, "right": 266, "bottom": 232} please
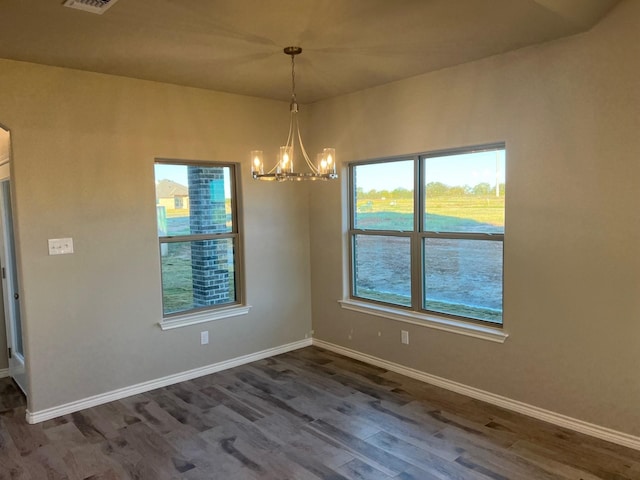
{"left": 188, "top": 166, "right": 231, "bottom": 306}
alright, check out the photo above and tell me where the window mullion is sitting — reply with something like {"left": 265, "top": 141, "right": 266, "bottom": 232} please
{"left": 411, "top": 155, "right": 422, "bottom": 312}
{"left": 160, "top": 232, "right": 237, "bottom": 243}
{"left": 423, "top": 232, "right": 504, "bottom": 241}
{"left": 348, "top": 164, "right": 356, "bottom": 299}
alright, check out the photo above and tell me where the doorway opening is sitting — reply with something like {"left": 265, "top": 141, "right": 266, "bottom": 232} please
{"left": 0, "top": 125, "right": 27, "bottom": 395}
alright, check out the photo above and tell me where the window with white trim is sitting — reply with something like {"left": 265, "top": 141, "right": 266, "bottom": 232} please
{"left": 155, "top": 160, "right": 242, "bottom": 317}
{"left": 350, "top": 144, "right": 505, "bottom": 325}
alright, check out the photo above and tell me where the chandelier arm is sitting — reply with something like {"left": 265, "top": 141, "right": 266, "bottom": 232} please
{"left": 296, "top": 122, "right": 319, "bottom": 174}
{"left": 266, "top": 162, "right": 279, "bottom": 174}
{"left": 286, "top": 111, "right": 295, "bottom": 148}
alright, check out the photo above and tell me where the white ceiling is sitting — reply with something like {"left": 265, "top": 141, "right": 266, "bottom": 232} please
{"left": 0, "top": 0, "right": 620, "bottom": 103}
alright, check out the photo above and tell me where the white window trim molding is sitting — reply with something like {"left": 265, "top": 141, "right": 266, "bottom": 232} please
{"left": 338, "top": 299, "right": 508, "bottom": 343}
{"left": 158, "top": 304, "right": 252, "bottom": 331}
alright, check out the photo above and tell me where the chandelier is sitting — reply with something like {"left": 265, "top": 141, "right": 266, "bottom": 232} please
{"left": 251, "top": 46, "right": 337, "bottom": 181}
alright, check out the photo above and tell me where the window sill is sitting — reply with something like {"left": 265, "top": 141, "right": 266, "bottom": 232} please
{"left": 158, "top": 305, "right": 252, "bottom": 331}
{"left": 338, "top": 299, "right": 508, "bottom": 343}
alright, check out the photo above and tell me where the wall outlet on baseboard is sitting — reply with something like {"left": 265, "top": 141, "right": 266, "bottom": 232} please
{"left": 401, "top": 330, "right": 409, "bottom": 345}
{"left": 200, "top": 331, "right": 209, "bottom": 345}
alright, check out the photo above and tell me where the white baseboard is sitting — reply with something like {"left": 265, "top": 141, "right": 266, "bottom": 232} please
{"left": 0, "top": 368, "right": 8, "bottom": 379}
{"left": 26, "top": 338, "right": 312, "bottom": 424}
{"left": 24, "top": 336, "right": 640, "bottom": 452}
{"left": 312, "top": 338, "right": 640, "bottom": 452}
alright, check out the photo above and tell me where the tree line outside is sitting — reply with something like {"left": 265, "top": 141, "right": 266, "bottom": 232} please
{"left": 357, "top": 182, "right": 505, "bottom": 200}
{"left": 356, "top": 182, "right": 505, "bottom": 231}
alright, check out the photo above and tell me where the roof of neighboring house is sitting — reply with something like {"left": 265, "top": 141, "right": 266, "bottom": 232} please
{"left": 156, "top": 179, "right": 188, "bottom": 198}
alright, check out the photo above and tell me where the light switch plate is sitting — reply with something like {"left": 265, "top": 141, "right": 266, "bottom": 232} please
{"left": 48, "top": 238, "right": 74, "bottom": 255}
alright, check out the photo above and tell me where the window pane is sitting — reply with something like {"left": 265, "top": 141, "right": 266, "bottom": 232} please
{"left": 155, "top": 164, "right": 233, "bottom": 236}
{"left": 353, "top": 160, "right": 414, "bottom": 231}
{"left": 424, "top": 149, "right": 505, "bottom": 233}
{"left": 161, "top": 239, "right": 236, "bottom": 315}
{"left": 353, "top": 235, "right": 411, "bottom": 307}
{"left": 423, "top": 238, "right": 502, "bottom": 324}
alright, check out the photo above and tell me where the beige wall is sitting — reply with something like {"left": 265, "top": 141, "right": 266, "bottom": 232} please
{"left": 0, "top": 128, "right": 9, "bottom": 163}
{"left": 307, "top": 0, "right": 640, "bottom": 436}
{"left": 0, "top": 59, "right": 312, "bottom": 412}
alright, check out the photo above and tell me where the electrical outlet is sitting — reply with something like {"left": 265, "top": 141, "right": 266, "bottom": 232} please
{"left": 401, "top": 330, "right": 409, "bottom": 345}
{"left": 200, "top": 331, "right": 209, "bottom": 345}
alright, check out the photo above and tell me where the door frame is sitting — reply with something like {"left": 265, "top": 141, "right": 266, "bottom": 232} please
{"left": 0, "top": 126, "right": 27, "bottom": 395}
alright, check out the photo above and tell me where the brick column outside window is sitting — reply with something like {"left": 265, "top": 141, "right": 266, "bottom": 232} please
{"left": 188, "top": 166, "right": 230, "bottom": 307}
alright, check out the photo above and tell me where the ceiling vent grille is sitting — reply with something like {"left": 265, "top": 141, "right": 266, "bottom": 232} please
{"left": 62, "top": 0, "right": 119, "bottom": 15}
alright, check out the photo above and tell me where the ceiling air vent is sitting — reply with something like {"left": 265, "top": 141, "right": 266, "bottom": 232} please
{"left": 62, "top": 0, "right": 119, "bottom": 15}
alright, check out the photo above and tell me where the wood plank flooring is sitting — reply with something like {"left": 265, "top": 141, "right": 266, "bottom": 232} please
{"left": 1, "top": 346, "right": 639, "bottom": 479}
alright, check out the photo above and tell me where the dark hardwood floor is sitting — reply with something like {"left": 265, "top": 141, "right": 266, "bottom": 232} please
{"left": 1, "top": 346, "right": 639, "bottom": 479}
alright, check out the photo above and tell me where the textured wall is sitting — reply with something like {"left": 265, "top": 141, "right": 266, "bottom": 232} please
{"left": 0, "top": 60, "right": 313, "bottom": 412}
{"left": 307, "top": 0, "right": 640, "bottom": 436}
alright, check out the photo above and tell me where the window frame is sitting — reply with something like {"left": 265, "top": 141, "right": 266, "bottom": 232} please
{"left": 348, "top": 143, "right": 505, "bottom": 328}
{"left": 155, "top": 159, "right": 246, "bottom": 324}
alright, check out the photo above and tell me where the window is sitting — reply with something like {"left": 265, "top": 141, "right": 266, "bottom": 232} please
{"left": 350, "top": 144, "right": 505, "bottom": 325}
{"left": 155, "top": 161, "right": 242, "bottom": 317}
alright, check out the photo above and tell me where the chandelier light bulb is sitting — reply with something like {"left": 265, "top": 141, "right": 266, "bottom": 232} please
{"left": 250, "top": 150, "right": 264, "bottom": 174}
{"left": 316, "top": 153, "right": 325, "bottom": 174}
{"left": 323, "top": 148, "right": 336, "bottom": 174}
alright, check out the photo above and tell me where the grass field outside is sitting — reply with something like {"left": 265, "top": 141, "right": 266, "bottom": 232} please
{"left": 355, "top": 196, "right": 504, "bottom": 232}
{"left": 159, "top": 193, "right": 504, "bottom": 322}
{"left": 354, "top": 193, "right": 504, "bottom": 324}
{"left": 160, "top": 216, "right": 236, "bottom": 315}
